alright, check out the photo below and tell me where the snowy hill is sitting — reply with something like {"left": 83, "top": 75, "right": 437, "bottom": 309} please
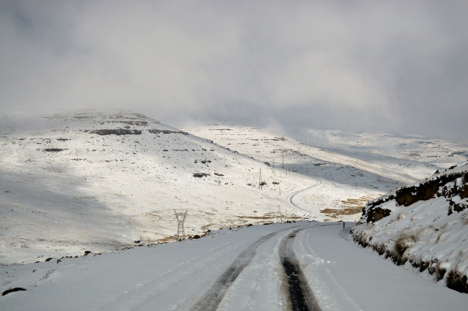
{"left": 306, "top": 129, "right": 468, "bottom": 168}
{"left": 352, "top": 162, "right": 468, "bottom": 293}
{"left": 2, "top": 111, "right": 467, "bottom": 266}
{"left": 0, "top": 110, "right": 314, "bottom": 265}
{"left": 185, "top": 125, "right": 467, "bottom": 219}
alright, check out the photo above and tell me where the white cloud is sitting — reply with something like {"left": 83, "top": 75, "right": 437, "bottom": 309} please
{"left": 0, "top": 0, "right": 467, "bottom": 140}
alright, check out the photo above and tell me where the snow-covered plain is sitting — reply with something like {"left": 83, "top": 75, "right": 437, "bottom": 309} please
{"left": 2, "top": 223, "right": 467, "bottom": 310}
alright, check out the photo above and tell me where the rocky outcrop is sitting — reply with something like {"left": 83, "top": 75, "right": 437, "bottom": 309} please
{"left": 353, "top": 162, "right": 468, "bottom": 293}
{"left": 90, "top": 129, "right": 142, "bottom": 135}
{"left": 148, "top": 129, "right": 188, "bottom": 135}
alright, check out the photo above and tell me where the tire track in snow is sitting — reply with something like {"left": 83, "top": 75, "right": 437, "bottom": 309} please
{"left": 189, "top": 231, "right": 279, "bottom": 311}
{"left": 300, "top": 226, "right": 363, "bottom": 311}
{"left": 95, "top": 230, "right": 267, "bottom": 311}
{"left": 280, "top": 229, "right": 322, "bottom": 311}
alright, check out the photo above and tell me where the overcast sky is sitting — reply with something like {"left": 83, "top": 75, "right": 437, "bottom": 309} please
{"left": 1, "top": 0, "right": 467, "bottom": 140}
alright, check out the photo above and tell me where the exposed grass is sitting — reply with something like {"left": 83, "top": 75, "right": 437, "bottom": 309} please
{"left": 394, "top": 233, "right": 417, "bottom": 259}
{"left": 320, "top": 195, "right": 376, "bottom": 218}
{"left": 156, "top": 236, "right": 176, "bottom": 243}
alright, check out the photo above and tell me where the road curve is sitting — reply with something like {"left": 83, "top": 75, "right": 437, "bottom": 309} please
{"left": 288, "top": 178, "right": 322, "bottom": 213}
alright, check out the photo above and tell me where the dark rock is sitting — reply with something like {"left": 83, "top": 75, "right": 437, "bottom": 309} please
{"left": 148, "top": 129, "right": 188, "bottom": 135}
{"left": 366, "top": 207, "right": 391, "bottom": 223}
{"left": 2, "top": 287, "right": 26, "bottom": 296}
{"left": 447, "top": 271, "right": 468, "bottom": 293}
{"left": 43, "top": 148, "right": 66, "bottom": 152}
{"left": 193, "top": 172, "right": 209, "bottom": 178}
{"left": 90, "top": 129, "right": 142, "bottom": 135}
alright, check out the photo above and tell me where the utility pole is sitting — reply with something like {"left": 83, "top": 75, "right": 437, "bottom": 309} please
{"left": 277, "top": 205, "right": 282, "bottom": 224}
{"left": 282, "top": 154, "right": 285, "bottom": 170}
{"left": 174, "top": 210, "right": 188, "bottom": 240}
{"left": 259, "top": 169, "right": 263, "bottom": 189}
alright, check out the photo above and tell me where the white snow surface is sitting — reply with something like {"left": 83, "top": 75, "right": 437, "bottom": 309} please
{"left": 0, "top": 110, "right": 316, "bottom": 265}
{"left": 1, "top": 110, "right": 467, "bottom": 266}
{"left": 2, "top": 110, "right": 468, "bottom": 308}
{"left": 353, "top": 162, "right": 468, "bottom": 288}
{"left": 1, "top": 223, "right": 467, "bottom": 310}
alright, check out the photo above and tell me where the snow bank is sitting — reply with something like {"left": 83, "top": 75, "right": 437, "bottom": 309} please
{"left": 352, "top": 162, "right": 468, "bottom": 293}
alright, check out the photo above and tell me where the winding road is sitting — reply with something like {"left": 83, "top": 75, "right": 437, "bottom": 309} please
{"left": 288, "top": 178, "right": 323, "bottom": 214}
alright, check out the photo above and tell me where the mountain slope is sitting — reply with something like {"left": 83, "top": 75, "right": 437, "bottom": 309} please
{"left": 0, "top": 110, "right": 312, "bottom": 265}
{"left": 185, "top": 124, "right": 468, "bottom": 220}
{"left": 352, "top": 162, "right": 468, "bottom": 292}
{"left": 2, "top": 111, "right": 467, "bottom": 266}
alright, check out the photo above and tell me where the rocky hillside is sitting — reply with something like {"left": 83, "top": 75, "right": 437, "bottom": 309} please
{"left": 352, "top": 162, "right": 468, "bottom": 293}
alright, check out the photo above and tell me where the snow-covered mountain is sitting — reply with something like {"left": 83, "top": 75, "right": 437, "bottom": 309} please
{"left": 1, "top": 110, "right": 467, "bottom": 267}
{"left": 186, "top": 125, "right": 467, "bottom": 219}
{"left": 0, "top": 110, "right": 313, "bottom": 265}
{"left": 305, "top": 129, "right": 468, "bottom": 168}
{"left": 352, "top": 162, "right": 468, "bottom": 293}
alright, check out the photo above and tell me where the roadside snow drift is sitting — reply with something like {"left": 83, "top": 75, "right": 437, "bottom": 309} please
{"left": 353, "top": 162, "right": 468, "bottom": 293}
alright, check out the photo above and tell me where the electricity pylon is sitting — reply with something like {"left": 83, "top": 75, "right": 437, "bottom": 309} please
{"left": 277, "top": 205, "right": 282, "bottom": 224}
{"left": 174, "top": 210, "right": 188, "bottom": 240}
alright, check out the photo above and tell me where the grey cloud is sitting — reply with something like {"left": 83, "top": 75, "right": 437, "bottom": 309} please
{"left": 0, "top": 0, "right": 467, "bottom": 141}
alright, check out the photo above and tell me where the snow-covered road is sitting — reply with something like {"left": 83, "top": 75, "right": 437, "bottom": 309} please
{"left": 288, "top": 178, "right": 323, "bottom": 214}
{"left": 1, "top": 223, "right": 467, "bottom": 310}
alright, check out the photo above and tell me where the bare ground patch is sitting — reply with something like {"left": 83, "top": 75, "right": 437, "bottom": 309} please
{"left": 321, "top": 196, "right": 378, "bottom": 218}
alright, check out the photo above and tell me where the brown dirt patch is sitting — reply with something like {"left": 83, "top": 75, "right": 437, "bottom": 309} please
{"left": 321, "top": 195, "right": 379, "bottom": 217}
{"left": 157, "top": 236, "right": 175, "bottom": 243}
